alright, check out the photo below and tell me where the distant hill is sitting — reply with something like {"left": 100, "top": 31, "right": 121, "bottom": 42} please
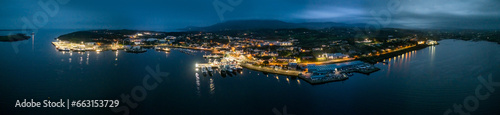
{"left": 0, "top": 33, "right": 30, "bottom": 42}
{"left": 182, "top": 20, "right": 363, "bottom": 31}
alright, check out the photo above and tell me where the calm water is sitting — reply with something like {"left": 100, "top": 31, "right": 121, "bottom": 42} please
{"left": 1, "top": 29, "right": 499, "bottom": 114}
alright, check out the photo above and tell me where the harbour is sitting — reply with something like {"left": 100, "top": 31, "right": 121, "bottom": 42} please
{"left": 2, "top": 30, "right": 499, "bottom": 115}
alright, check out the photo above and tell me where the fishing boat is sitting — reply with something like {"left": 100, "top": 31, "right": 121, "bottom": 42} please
{"left": 230, "top": 65, "right": 237, "bottom": 72}
{"left": 201, "top": 66, "right": 208, "bottom": 75}
{"left": 207, "top": 66, "right": 213, "bottom": 72}
{"left": 162, "top": 47, "right": 170, "bottom": 52}
{"left": 219, "top": 65, "right": 227, "bottom": 74}
{"left": 235, "top": 65, "right": 243, "bottom": 71}
{"left": 225, "top": 65, "right": 233, "bottom": 73}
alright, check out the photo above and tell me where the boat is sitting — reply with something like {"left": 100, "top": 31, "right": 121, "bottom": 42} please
{"left": 207, "top": 66, "right": 213, "bottom": 72}
{"left": 230, "top": 65, "right": 237, "bottom": 72}
{"left": 154, "top": 46, "right": 162, "bottom": 51}
{"left": 163, "top": 48, "right": 170, "bottom": 52}
{"left": 235, "top": 65, "right": 243, "bottom": 71}
{"left": 219, "top": 65, "right": 227, "bottom": 74}
{"left": 58, "top": 47, "right": 70, "bottom": 51}
{"left": 201, "top": 66, "right": 208, "bottom": 75}
{"left": 125, "top": 46, "right": 147, "bottom": 53}
{"left": 73, "top": 48, "right": 86, "bottom": 52}
{"left": 225, "top": 65, "right": 233, "bottom": 73}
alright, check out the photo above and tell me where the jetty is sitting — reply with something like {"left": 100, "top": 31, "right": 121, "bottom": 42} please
{"left": 203, "top": 54, "right": 223, "bottom": 58}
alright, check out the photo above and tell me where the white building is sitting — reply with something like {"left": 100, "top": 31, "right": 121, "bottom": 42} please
{"left": 322, "top": 53, "right": 349, "bottom": 60}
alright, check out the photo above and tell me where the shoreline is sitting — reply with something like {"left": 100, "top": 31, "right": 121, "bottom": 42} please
{"left": 357, "top": 45, "right": 429, "bottom": 64}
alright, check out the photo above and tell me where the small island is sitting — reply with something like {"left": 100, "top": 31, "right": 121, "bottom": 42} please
{"left": 0, "top": 33, "right": 31, "bottom": 42}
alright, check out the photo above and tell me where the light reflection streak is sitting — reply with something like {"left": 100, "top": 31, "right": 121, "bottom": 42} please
{"left": 86, "top": 53, "right": 89, "bottom": 65}
{"left": 209, "top": 78, "right": 215, "bottom": 95}
{"left": 430, "top": 46, "right": 435, "bottom": 63}
{"left": 196, "top": 73, "right": 200, "bottom": 96}
{"left": 115, "top": 51, "right": 119, "bottom": 61}
{"left": 404, "top": 52, "right": 408, "bottom": 66}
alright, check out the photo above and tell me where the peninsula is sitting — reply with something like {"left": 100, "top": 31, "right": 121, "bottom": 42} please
{"left": 0, "top": 33, "right": 31, "bottom": 42}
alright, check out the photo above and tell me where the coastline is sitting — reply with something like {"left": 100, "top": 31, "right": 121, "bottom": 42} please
{"left": 357, "top": 44, "right": 429, "bottom": 64}
{"left": 0, "top": 34, "right": 31, "bottom": 42}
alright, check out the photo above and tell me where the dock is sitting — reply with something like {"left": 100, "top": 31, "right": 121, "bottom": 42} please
{"left": 203, "top": 54, "right": 223, "bottom": 58}
{"left": 240, "top": 64, "right": 301, "bottom": 77}
{"left": 195, "top": 63, "right": 220, "bottom": 68}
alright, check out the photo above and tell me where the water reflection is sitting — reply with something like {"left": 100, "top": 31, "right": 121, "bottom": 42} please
{"left": 209, "top": 78, "right": 214, "bottom": 95}
{"left": 86, "top": 53, "right": 89, "bottom": 65}
{"left": 430, "top": 45, "right": 436, "bottom": 63}
{"left": 115, "top": 51, "right": 119, "bottom": 61}
{"left": 31, "top": 32, "right": 35, "bottom": 51}
{"left": 196, "top": 73, "right": 200, "bottom": 96}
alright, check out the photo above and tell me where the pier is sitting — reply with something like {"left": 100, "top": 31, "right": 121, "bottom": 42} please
{"left": 203, "top": 54, "right": 223, "bottom": 58}
{"left": 195, "top": 63, "right": 220, "bottom": 68}
{"left": 240, "top": 63, "right": 301, "bottom": 77}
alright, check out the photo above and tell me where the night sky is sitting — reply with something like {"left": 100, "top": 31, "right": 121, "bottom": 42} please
{"left": 1, "top": 0, "right": 499, "bottom": 31}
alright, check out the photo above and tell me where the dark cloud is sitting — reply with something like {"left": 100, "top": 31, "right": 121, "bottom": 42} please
{"left": 0, "top": 0, "right": 499, "bottom": 30}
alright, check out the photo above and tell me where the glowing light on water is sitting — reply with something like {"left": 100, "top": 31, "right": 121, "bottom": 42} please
{"left": 196, "top": 73, "right": 200, "bottom": 96}
{"left": 210, "top": 78, "right": 215, "bottom": 95}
